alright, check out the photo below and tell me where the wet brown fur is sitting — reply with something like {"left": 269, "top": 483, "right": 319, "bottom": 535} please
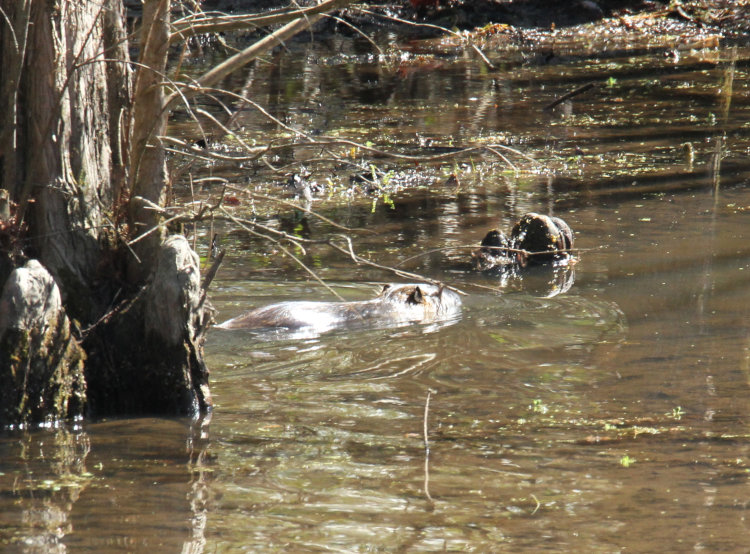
{"left": 217, "top": 283, "right": 461, "bottom": 331}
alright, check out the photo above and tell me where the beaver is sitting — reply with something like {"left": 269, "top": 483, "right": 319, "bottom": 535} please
{"left": 216, "top": 283, "right": 462, "bottom": 332}
{"left": 473, "top": 212, "right": 574, "bottom": 271}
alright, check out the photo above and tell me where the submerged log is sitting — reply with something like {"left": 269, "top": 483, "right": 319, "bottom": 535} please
{"left": 0, "top": 260, "right": 86, "bottom": 426}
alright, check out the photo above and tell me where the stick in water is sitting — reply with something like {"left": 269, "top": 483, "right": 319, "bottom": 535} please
{"left": 423, "top": 389, "right": 435, "bottom": 502}
{"left": 543, "top": 82, "right": 596, "bottom": 111}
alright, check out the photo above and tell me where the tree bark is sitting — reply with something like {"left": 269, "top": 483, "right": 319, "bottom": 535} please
{"left": 0, "top": 260, "right": 86, "bottom": 425}
{"left": 84, "top": 235, "right": 211, "bottom": 416}
{"left": 0, "top": 0, "right": 212, "bottom": 426}
{"left": 1, "top": 0, "right": 120, "bottom": 322}
{"left": 0, "top": 0, "right": 351, "bottom": 426}
{"left": 128, "top": 0, "right": 170, "bottom": 282}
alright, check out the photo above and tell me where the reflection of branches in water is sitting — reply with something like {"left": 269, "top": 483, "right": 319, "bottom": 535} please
{"left": 355, "top": 7, "right": 495, "bottom": 70}
{"left": 129, "top": 180, "right": 583, "bottom": 302}
{"left": 162, "top": 131, "right": 538, "bottom": 175}
{"left": 161, "top": 0, "right": 532, "bottom": 181}
{"left": 128, "top": 179, "right": 470, "bottom": 297}
{"left": 152, "top": 3, "right": 542, "bottom": 295}
{"left": 7, "top": 428, "right": 92, "bottom": 551}
{"left": 184, "top": 414, "right": 213, "bottom": 553}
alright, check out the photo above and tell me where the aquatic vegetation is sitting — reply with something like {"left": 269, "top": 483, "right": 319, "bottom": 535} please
{"left": 619, "top": 454, "right": 635, "bottom": 468}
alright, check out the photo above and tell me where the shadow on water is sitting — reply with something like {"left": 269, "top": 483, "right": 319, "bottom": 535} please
{"left": 5, "top": 23, "right": 750, "bottom": 553}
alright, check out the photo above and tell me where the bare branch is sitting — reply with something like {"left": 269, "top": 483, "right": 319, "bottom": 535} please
{"left": 357, "top": 7, "right": 495, "bottom": 69}
{"left": 170, "top": 0, "right": 356, "bottom": 43}
{"left": 219, "top": 207, "right": 346, "bottom": 301}
{"left": 325, "top": 238, "right": 467, "bottom": 296}
{"left": 168, "top": 1, "right": 356, "bottom": 107}
{"left": 223, "top": 184, "right": 373, "bottom": 234}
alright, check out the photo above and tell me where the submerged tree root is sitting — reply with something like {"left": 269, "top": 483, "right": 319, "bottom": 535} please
{"left": 0, "top": 236, "right": 215, "bottom": 427}
{"left": 83, "top": 235, "right": 213, "bottom": 418}
{"left": 0, "top": 261, "right": 86, "bottom": 426}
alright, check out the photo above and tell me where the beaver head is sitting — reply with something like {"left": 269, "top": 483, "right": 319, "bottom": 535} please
{"left": 509, "top": 212, "right": 574, "bottom": 265}
{"left": 378, "top": 283, "right": 462, "bottom": 321}
{"left": 472, "top": 229, "right": 512, "bottom": 271}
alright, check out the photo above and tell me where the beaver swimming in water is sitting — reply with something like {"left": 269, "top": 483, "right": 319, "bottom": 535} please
{"left": 217, "top": 283, "right": 462, "bottom": 332}
{"left": 473, "top": 212, "right": 574, "bottom": 271}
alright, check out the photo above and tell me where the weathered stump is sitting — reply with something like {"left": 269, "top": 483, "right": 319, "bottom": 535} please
{"left": 0, "top": 260, "right": 86, "bottom": 426}
{"left": 0, "top": 235, "right": 214, "bottom": 426}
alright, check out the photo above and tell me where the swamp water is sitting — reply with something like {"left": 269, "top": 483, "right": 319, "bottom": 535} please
{"left": 3, "top": 28, "right": 750, "bottom": 552}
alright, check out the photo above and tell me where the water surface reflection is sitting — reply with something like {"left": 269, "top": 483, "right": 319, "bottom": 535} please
{"left": 3, "top": 29, "right": 750, "bottom": 554}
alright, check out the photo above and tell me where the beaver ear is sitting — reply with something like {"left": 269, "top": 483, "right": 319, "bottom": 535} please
{"left": 408, "top": 286, "right": 425, "bottom": 304}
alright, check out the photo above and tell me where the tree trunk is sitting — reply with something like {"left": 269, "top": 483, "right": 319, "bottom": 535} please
{"left": 84, "top": 236, "right": 212, "bottom": 416}
{"left": 2, "top": 0, "right": 115, "bottom": 291}
{"left": 0, "top": 0, "right": 212, "bottom": 426}
{"left": 0, "top": 0, "right": 348, "bottom": 426}
{"left": 128, "top": 0, "right": 170, "bottom": 282}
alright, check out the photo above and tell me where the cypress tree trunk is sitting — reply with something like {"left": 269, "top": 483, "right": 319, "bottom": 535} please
{"left": 128, "top": 0, "right": 171, "bottom": 281}
{"left": 0, "top": 0, "right": 212, "bottom": 426}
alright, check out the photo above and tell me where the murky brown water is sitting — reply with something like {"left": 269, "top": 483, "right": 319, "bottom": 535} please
{"left": 3, "top": 30, "right": 750, "bottom": 552}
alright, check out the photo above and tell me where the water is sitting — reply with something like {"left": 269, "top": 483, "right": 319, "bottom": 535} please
{"left": 3, "top": 29, "right": 750, "bottom": 552}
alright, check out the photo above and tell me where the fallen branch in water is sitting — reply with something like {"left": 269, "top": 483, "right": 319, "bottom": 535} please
{"left": 543, "top": 82, "right": 596, "bottom": 112}
{"left": 423, "top": 389, "right": 434, "bottom": 502}
{"left": 394, "top": 245, "right": 581, "bottom": 268}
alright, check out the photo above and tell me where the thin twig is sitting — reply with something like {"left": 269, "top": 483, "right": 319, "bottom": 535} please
{"left": 486, "top": 146, "right": 517, "bottom": 172}
{"left": 543, "top": 82, "right": 596, "bottom": 112}
{"left": 325, "top": 14, "right": 384, "bottom": 56}
{"left": 357, "top": 7, "right": 494, "bottom": 70}
{"left": 424, "top": 389, "right": 433, "bottom": 453}
{"left": 220, "top": 207, "right": 346, "bottom": 301}
{"left": 423, "top": 389, "right": 434, "bottom": 502}
{"left": 531, "top": 494, "right": 541, "bottom": 515}
{"left": 79, "top": 284, "right": 149, "bottom": 337}
{"left": 193, "top": 86, "right": 315, "bottom": 141}
{"left": 325, "top": 239, "right": 467, "bottom": 296}
{"left": 161, "top": 136, "right": 268, "bottom": 162}
{"left": 169, "top": 0, "right": 355, "bottom": 43}
{"left": 201, "top": 248, "right": 225, "bottom": 291}
{"left": 224, "top": 184, "right": 372, "bottom": 234}
{"left": 395, "top": 245, "right": 580, "bottom": 268}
